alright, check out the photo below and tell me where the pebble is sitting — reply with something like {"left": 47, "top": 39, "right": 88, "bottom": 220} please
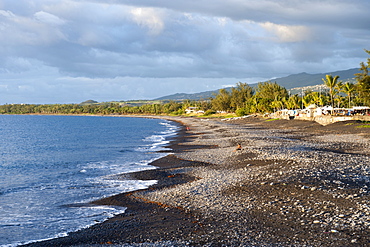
{"left": 135, "top": 116, "right": 370, "bottom": 246}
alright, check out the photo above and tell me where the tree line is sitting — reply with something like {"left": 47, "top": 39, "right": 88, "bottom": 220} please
{"left": 209, "top": 49, "right": 370, "bottom": 116}
{"left": 0, "top": 102, "right": 185, "bottom": 115}
{"left": 1, "top": 50, "right": 369, "bottom": 116}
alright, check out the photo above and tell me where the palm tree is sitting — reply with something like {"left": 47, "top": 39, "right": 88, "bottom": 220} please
{"left": 270, "top": 95, "right": 284, "bottom": 112}
{"left": 286, "top": 94, "right": 301, "bottom": 109}
{"left": 341, "top": 82, "right": 356, "bottom": 108}
{"left": 322, "top": 74, "right": 340, "bottom": 109}
{"left": 310, "top": 92, "right": 321, "bottom": 106}
{"left": 302, "top": 94, "right": 314, "bottom": 108}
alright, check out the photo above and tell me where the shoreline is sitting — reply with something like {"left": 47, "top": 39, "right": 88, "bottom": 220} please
{"left": 21, "top": 117, "right": 200, "bottom": 247}
{"left": 22, "top": 116, "right": 370, "bottom": 246}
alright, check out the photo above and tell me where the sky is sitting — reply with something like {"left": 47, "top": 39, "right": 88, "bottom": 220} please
{"left": 0, "top": 0, "right": 369, "bottom": 104}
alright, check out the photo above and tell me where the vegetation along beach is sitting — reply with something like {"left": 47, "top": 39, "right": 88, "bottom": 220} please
{"left": 22, "top": 115, "right": 370, "bottom": 246}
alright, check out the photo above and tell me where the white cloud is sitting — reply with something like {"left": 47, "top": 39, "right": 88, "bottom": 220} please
{"left": 0, "top": 9, "right": 15, "bottom": 18}
{"left": 130, "top": 7, "right": 165, "bottom": 35}
{"left": 34, "top": 11, "right": 66, "bottom": 25}
{"left": 0, "top": 9, "right": 66, "bottom": 46}
{"left": 260, "top": 22, "right": 313, "bottom": 43}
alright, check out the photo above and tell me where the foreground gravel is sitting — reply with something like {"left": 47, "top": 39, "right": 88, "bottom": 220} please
{"left": 134, "top": 116, "right": 370, "bottom": 246}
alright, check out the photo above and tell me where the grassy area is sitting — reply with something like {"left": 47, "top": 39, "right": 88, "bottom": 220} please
{"left": 203, "top": 113, "right": 237, "bottom": 118}
{"left": 355, "top": 125, "right": 370, "bottom": 128}
{"left": 345, "top": 120, "right": 370, "bottom": 128}
{"left": 265, "top": 118, "right": 280, "bottom": 122}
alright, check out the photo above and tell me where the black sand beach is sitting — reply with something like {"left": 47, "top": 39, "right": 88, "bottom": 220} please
{"left": 22, "top": 116, "right": 370, "bottom": 246}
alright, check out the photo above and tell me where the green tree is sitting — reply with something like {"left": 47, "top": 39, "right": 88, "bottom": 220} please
{"left": 286, "top": 94, "right": 301, "bottom": 109}
{"left": 302, "top": 94, "right": 314, "bottom": 108}
{"left": 255, "top": 81, "right": 288, "bottom": 113}
{"left": 355, "top": 49, "right": 370, "bottom": 106}
{"left": 211, "top": 88, "right": 231, "bottom": 112}
{"left": 322, "top": 74, "right": 340, "bottom": 109}
{"left": 256, "top": 98, "right": 272, "bottom": 113}
{"left": 230, "top": 82, "right": 254, "bottom": 111}
{"left": 256, "top": 81, "right": 288, "bottom": 99}
{"left": 310, "top": 92, "right": 321, "bottom": 106}
{"left": 161, "top": 101, "right": 182, "bottom": 114}
{"left": 341, "top": 82, "right": 356, "bottom": 108}
{"left": 270, "top": 96, "right": 285, "bottom": 112}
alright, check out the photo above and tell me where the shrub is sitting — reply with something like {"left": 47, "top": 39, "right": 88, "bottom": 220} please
{"left": 235, "top": 108, "right": 247, "bottom": 117}
{"left": 203, "top": 109, "right": 216, "bottom": 116}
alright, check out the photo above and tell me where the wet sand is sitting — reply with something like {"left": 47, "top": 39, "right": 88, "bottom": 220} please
{"left": 23, "top": 116, "right": 370, "bottom": 246}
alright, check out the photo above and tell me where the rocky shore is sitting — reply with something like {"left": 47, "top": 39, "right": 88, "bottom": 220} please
{"left": 24, "top": 116, "right": 370, "bottom": 246}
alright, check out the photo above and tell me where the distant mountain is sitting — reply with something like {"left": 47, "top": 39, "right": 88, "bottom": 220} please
{"left": 80, "top": 100, "right": 99, "bottom": 105}
{"left": 154, "top": 91, "right": 219, "bottom": 101}
{"left": 272, "top": 68, "right": 358, "bottom": 89}
{"left": 154, "top": 68, "right": 359, "bottom": 101}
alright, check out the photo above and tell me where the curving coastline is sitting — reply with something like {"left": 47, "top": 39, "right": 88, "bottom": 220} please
{"left": 23, "top": 116, "right": 370, "bottom": 246}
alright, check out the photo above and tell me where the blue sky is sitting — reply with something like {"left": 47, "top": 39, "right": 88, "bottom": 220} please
{"left": 0, "top": 0, "right": 369, "bottom": 104}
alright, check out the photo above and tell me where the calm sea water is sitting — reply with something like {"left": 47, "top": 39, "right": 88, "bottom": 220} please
{"left": 0, "top": 115, "right": 179, "bottom": 246}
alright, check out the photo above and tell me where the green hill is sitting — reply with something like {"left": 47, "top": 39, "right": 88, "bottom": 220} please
{"left": 273, "top": 68, "right": 358, "bottom": 89}
{"left": 154, "top": 68, "right": 359, "bottom": 101}
{"left": 154, "top": 91, "right": 220, "bottom": 101}
{"left": 79, "top": 100, "right": 99, "bottom": 105}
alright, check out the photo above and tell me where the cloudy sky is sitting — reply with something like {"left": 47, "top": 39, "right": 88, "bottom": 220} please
{"left": 0, "top": 0, "right": 369, "bottom": 104}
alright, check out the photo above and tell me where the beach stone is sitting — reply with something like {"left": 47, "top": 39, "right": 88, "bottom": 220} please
{"left": 27, "top": 116, "right": 370, "bottom": 247}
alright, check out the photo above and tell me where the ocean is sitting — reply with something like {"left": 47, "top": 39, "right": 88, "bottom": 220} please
{"left": 0, "top": 115, "right": 179, "bottom": 246}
